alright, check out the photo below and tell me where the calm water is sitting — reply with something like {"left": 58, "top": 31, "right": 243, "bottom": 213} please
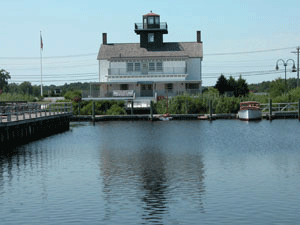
{"left": 1, "top": 120, "right": 300, "bottom": 224}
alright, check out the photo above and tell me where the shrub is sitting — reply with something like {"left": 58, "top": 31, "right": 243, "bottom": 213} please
{"left": 106, "top": 104, "right": 127, "bottom": 115}
{"left": 214, "top": 97, "right": 240, "bottom": 114}
{"left": 64, "top": 90, "right": 81, "bottom": 101}
{"left": 72, "top": 100, "right": 126, "bottom": 115}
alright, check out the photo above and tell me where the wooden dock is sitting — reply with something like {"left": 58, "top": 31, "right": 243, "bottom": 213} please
{"left": 0, "top": 103, "right": 72, "bottom": 147}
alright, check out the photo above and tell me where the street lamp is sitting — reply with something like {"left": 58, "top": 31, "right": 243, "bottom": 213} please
{"left": 275, "top": 59, "right": 297, "bottom": 91}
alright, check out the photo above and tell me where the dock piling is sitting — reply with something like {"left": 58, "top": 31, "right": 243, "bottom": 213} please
{"left": 298, "top": 99, "right": 300, "bottom": 120}
{"left": 78, "top": 102, "right": 81, "bottom": 115}
{"left": 92, "top": 101, "right": 95, "bottom": 123}
{"left": 150, "top": 101, "right": 154, "bottom": 121}
{"left": 209, "top": 100, "right": 213, "bottom": 120}
{"left": 269, "top": 99, "right": 273, "bottom": 120}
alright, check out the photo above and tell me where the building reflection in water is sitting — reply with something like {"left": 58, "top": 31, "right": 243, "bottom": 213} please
{"left": 99, "top": 141, "right": 206, "bottom": 224}
{"left": 139, "top": 148, "right": 168, "bottom": 223}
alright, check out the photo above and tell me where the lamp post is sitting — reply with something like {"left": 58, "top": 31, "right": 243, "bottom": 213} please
{"left": 275, "top": 59, "right": 297, "bottom": 92}
{"left": 291, "top": 47, "right": 300, "bottom": 87}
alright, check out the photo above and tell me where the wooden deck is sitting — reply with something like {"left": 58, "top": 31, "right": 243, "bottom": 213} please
{"left": 0, "top": 103, "right": 73, "bottom": 146}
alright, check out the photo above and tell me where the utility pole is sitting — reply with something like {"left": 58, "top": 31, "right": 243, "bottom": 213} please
{"left": 291, "top": 47, "right": 300, "bottom": 87}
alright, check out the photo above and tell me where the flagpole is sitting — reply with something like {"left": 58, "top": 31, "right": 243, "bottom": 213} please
{"left": 40, "top": 31, "right": 43, "bottom": 97}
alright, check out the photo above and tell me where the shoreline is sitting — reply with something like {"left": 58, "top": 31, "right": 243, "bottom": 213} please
{"left": 71, "top": 112, "right": 299, "bottom": 122}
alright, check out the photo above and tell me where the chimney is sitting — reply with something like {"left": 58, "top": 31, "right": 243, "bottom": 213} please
{"left": 197, "top": 30, "right": 202, "bottom": 43}
{"left": 102, "top": 33, "right": 107, "bottom": 45}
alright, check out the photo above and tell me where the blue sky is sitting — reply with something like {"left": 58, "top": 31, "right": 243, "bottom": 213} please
{"left": 1, "top": 0, "right": 300, "bottom": 86}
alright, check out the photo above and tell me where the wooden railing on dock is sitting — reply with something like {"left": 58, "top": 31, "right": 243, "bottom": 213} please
{"left": 260, "top": 100, "right": 300, "bottom": 119}
{"left": 0, "top": 102, "right": 72, "bottom": 123}
{"left": 260, "top": 102, "right": 299, "bottom": 113}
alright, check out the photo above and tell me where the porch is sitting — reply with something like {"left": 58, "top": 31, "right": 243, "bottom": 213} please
{"left": 81, "top": 81, "right": 201, "bottom": 100}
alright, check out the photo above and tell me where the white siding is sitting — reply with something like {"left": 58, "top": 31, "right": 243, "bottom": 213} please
{"left": 163, "top": 61, "right": 185, "bottom": 67}
{"left": 186, "top": 58, "right": 201, "bottom": 81}
{"left": 162, "top": 60, "right": 186, "bottom": 75}
{"left": 110, "top": 62, "right": 126, "bottom": 69}
{"left": 99, "top": 60, "right": 110, "bottom": 82}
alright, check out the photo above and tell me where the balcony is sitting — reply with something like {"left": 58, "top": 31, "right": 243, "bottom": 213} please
{"left": 134, "top": 22, "right": 168, "bottom": 34}
{"left": 107, "top": 67, "right": 188, "bottom": 81}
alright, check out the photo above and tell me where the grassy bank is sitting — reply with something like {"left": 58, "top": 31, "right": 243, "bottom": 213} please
{"left": 155, "top": 87, "right": 300, "bottom": 114}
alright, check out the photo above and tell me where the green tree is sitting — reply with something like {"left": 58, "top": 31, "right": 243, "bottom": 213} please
{"left": 19, "top": 81, "right": 33, "bottom": 95}
{"left": 235, "top": 75, "right": 249, "bottom": 97}
{"left": 227, "top": 76, "right": 237, "bottom": 96}
{"left": 32, "top": 85, "right": 41, "bottom": 97}
{"left": 215, "top": 74, "right": 228, "bottom": 95}
{"left": 7, "top": 83, "right": 20, "bottom": 93}
{"left": 270, "top": 78, "right": 286, "bottom": 98}
{"left": 0, "top": 69, "right": 11, "bottom": 92}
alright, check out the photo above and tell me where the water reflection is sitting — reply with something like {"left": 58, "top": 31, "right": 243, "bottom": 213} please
{"left": 139, "top": 148, "right": 168, "bottom": 224}
{"left": 99, "top": 129, "right": 206, "bottom": 224}
{"left": 1, "top": 121, "right": 300, "bottom": 224}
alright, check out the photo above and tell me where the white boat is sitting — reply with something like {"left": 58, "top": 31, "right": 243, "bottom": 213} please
{"left": 238, "top": 101, "right": 262, "bottom": 121}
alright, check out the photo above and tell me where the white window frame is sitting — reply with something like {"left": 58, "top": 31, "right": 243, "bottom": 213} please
{"left": 149, "top": 62, "right": 155, "bottom": 72}
{"left": 134, "top": 62, "right": 141, "bottom": 72}
{"left": 127, "top": 62, "right": 133, "bottom": 72}
{"left": 156, "top": 62, "right": 163, "bottom": 71}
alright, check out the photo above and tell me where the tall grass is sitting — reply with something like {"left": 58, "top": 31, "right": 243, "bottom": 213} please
{"left": 154, "top": 88, "right": 300, "bottom": 114}
{"left": 0, "top": 93, "right": 37, "bottom": 102}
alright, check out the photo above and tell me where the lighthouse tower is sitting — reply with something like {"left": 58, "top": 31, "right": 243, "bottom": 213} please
{"left": 134, "top": 11, "right": 168, "bottom": 48}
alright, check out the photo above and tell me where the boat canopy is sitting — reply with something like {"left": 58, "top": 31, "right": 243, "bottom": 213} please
{"left": 239, "top": 101, "right": 260, "bottom": 110}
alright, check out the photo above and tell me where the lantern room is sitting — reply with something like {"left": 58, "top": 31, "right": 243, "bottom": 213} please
{"left": 143, "top": 12, "right": 160, "bottom": 29}
{"left": 134, "top": 11, "right": 168, "bottom": 48}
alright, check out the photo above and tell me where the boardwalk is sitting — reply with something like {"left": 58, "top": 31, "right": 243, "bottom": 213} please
{"left": 0, "top": 103, "right": 72, "bottom": 125}
{"left": 0, "top": 102, "right": 73, "bottom": 146}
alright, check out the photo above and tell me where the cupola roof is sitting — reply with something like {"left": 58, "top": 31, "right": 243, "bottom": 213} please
{"left": 143, "top": 11, "right": 159, "bottom": 17}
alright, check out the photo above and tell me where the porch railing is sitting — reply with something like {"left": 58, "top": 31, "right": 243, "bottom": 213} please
{"left": 107, "top": 74, "right": 188, "bottom": 81}
{"left": 108, "top": 67, "right": 187, "bottom": 76}
{"left": 135, "top": 22, "right": 168, "bottom": 30}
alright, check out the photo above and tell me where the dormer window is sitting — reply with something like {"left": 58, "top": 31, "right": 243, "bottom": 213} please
{"left": 148, "top": 33, "right": 154, "bottom": 42}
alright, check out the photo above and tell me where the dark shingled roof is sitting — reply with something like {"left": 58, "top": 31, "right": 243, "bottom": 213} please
{"left": 97, "top": 42, "right": 203, "bottom": 60}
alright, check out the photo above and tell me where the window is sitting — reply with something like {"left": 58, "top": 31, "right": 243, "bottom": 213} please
{"left": 148, "top": 33, "right": 154, "bottom": 42}
{"left": 141, "top": 84, "right": 152, "bottom": 91}
{"left": 156, "top": 62, "right": 163, "bottom": 71}
{"left": 155, "top": 17, "right": 160, "bottom": 24}
{"left": 165, "top": 83, "right": 173, "bottom": 92}
{"left": 149, "top": 62, "right": 155, "bottom": 71}
{"left": 186, "top": 83, "right": 200, "bottom": 89}
{"left": 134, "top": 63, "right": 141, "bottom": 72}
{"left": 148, "top": 17, "right": 154, "bottom": 24}
{"left": 127, "top": 62, "right": 133, "bottom": 72}
{"left": 120, "top": 84, "right": 129, "bottom": 90}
